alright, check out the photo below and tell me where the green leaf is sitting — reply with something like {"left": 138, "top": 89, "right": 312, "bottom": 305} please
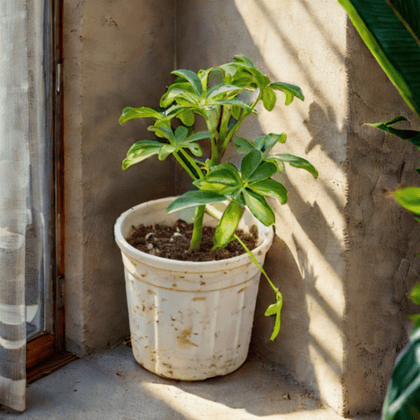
{"left": 262, "top": 87, "right": 277, "bottom": 111}
{"left": 153, "top": 125, "right": 176, "bottom": 143}
{"left": 185, "top": 130, "right": 212, "bottom": 143}
{"left": 213, "top": 201, "right": 245, "bottom": 248}
{"left": 194, "top": 165, "right": 242, "bottom": 195}
{"left": 337, "top": 0, "right": 420, "bottom": 119}
{"left": 366, "top": 116, "right": 420, "bottom": 148}
{"left": 255, "top": 133, "right": 287, "bottom": 154}
{"left": 243, "top": 189, "right": 275, "bottom": 226}
{"left": 165, "top": 190, "right": 227, "bottom": 214}
{"left": 408, "top": 314, "right": 420, "bottom": 331}
{"left": 160, "top": 82, "right": 196, "bottom": 108}
{"left": 233, "top": 136, "right": 255, "bottom": 154}
{"left": 241, "top": 149, "right": 263, "bottom": 180}
{"left": 246, "top": 162, "right": 278, "bottom": 184}
{"left": 395, "top": 187, "right": 420, "bottom": 216}
{"left": 270, "top": 154, "right": 318, "bottom": 178}
{"left": 119, "top": 107, "right": 163, "bottom": 124}
{"left": 248, "top": 179, "right": 288, "bottom": 204}
{"left": 122, "top": 142, "right": 162, "bottom": 170}
{"left": 178, "top": 110, "right": 195, "bottom": 126}
{"left": 409, "top": 283, "right": 420, "bottom": 306}
{"left": 206, "top": 84, "right": 242, "bottom": 100}
{"left": 210, "top": 99, "right": 255, "bottom": 113}
{"left": 382, "top": 328, "right": 420, "bottom": 420}
{"left": 264, "top": 292, "right": 284, "bottom": 341}
{"left": 171, "top": 69, "right": 203, "bottom": 96}
{"left": 158, "top": 144, "right": 176, "bottom": 160}
{"left": 234, "top": 55, "right": 255, "bottom": 67}
{"left": 269, "top": 82, "right": 305, "bottom": 105}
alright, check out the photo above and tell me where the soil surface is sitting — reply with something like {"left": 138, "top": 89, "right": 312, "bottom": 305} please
{"left": 126, "top": 219, "right": 258, "bottom": 262}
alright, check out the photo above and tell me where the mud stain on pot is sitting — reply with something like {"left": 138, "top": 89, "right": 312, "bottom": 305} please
{"left": 177, "top": 327, "right": 198, "bottom": 348}
{"left": 192, "top": 297, "right": 205, "bottom": 301}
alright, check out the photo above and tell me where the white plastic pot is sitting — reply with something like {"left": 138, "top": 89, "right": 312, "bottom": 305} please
{"left": 114, "top": 196, "right": 274, "bottom": 380}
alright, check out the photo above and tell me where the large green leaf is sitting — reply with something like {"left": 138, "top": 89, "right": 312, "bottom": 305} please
{"left": 382, "top": 327, "right": 420, "bottom": 420}
{"left": 243, "top": 189, "right": 275, "bottom": 226}
{"left": 165, "top": 190, "right": 227, "bottom": 214}
{"left": 214, "top": 201, "right": 245, "bottom": 248}
{"left": 122, "top": 140, "right": 162, "bottom": 169}
{"left": 241, "top": 149, "right": 263, "bottom": 180}
{"left": 248, "top": 179, "right": 288, "bottom": 205}
{"left": 337, "top": 0, "right": 420, "bottom": 119}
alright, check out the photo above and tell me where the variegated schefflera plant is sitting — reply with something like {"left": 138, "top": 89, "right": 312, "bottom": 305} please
{"left": 120, "top": 55, "right": 318, "bottom": 340}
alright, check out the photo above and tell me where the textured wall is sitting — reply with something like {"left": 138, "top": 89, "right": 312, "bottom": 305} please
{"left": 63, "top": 0, "right": 175, "bottom": 355}
{"left": 177, "top": 0, "right": 349, "bottom": 414}
{"left": 343, "top": 24, "right": 420, "bottom": 414}
{"left": 177, "top": 0, "right": 420, "bottom": 416}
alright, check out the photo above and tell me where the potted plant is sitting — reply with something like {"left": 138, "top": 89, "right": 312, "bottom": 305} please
{"left": 114, "top": 55, "right": 318, "bottom": 380}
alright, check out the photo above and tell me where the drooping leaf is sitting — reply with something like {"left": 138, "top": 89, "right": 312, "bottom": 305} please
{"left": 193, "top": 165, "right": 242, "bottom": 195}
{"left": 264, "top": 291, "right": 284, "bottom": 341}
{"left": 241, "top": 149, "right": 263, "bottom": 180}
{"left": 337, "top": 0, "right": 420, "bottom": 119}
{"left": 248, "top": 179, "right": 288, "bottom": 204}
{"left": 171, "top": 69, "right": 203, "bottom": 96}
{"left": 122, "top": 141, "right": 162, "bottom": 170}
{"left": 119, "top": 107, "right": 163, "bottom": 124}
{"left": 213, "top": 201, "right": 245, "bottom": 248}
{"left": 269, "top": 82, "right": 305, "bottom": 105}
{"left": 243, "top": 189, "right": 275, "bottom": 226}
{"left": 366, "top": 116, "right": 420, "bottom": 148}
{"left": 160, "top": 82, "right": 196, "bottom": 108}
{"left": 270, "top": 154, "right": 318, "bottom": 178}
{"left": 165, "top": 190, "right": 227, "bottom": 214}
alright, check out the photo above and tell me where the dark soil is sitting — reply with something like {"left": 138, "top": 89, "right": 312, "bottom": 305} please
{"left": 126, "top": 219, "right": 258, "bottom": 262}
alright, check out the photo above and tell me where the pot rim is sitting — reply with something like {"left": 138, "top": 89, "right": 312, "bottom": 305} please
{"left": 114, "top": 196, "right": 274, "bottom": 272}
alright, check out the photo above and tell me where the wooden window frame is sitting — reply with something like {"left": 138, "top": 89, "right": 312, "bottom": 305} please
{"left": 26, "top": 0, "right": 77, "bottom": 383}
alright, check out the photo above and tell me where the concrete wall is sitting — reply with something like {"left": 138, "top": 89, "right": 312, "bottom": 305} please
{"left": 63, "top": 0, "right": 175, "bottom": 355}
{"left": 177, "top": 0, "right": 420, "bottom": 416}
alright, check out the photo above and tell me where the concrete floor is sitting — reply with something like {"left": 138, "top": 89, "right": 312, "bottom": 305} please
{"left": 1, "top": 344, "right": 381, "bottom": 420}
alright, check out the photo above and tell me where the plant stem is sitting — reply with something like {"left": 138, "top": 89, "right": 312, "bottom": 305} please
{"left": 173, "top": 151, "right": 198, "bottom": 180}
{"left": 190, "top": 204, "right": 205, "bottom": 250}
{"left": 179, "top": 148, "right": 204, "bottom": 179}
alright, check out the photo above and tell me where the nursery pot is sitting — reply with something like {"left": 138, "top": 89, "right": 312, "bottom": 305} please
{"left": 114, "top": 196, "right": 274, "bottom": 380}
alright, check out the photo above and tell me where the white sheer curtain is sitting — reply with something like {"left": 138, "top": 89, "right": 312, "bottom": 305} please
{"left": 0, "top": 0, "right": 48, "bottom": 411}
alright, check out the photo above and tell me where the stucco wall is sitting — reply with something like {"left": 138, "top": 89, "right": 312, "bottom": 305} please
{"left": 177, "top": 0, "right": 420, "bottom": 416}
{"left": 177, "top": 0, "right": 349, "bottom": 414}
{"left": 63, "top": 0, "right": 175, "bottom": 355}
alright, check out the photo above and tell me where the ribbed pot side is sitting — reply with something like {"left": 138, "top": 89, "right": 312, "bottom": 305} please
{"left": 115, "top": 197, "right": 274, "bottom": 380}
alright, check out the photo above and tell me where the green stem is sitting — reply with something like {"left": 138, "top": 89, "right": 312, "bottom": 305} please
{"left": 179, "top": 148, "right": 204, "bottom": 179}
{"left": 222, "top": 92, "right": 262, "bottom": 150}
{"left": 190, "top": 204, "right": 205, "bottom": 251}
{"left": 173, "top": 151, "right": 198, "bottom": 181}
{"left": 219, "top": 105, "right": 231, "bottom": 146}
{"left": 205, "top": 207, "right": 279, "bottom": 295}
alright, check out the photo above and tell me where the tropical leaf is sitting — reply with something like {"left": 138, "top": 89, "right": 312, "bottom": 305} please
{"left": 264, "top": 292, "right": 284, "bottom": 341}
{"left": 337, "top": 0, "right": 420, "bottom": 119}
{"left": 382, "top": 327, "right": 420, "bottom": 420}
{"left": 365, "top": 116, "right": 420, "bottom": 148}
{"left": 241, "top": 149, "right": 263, "bottom": 180}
